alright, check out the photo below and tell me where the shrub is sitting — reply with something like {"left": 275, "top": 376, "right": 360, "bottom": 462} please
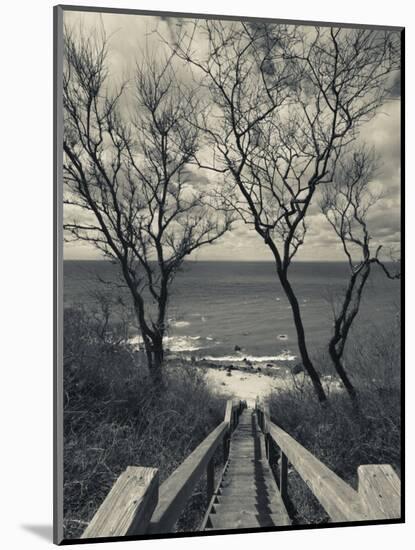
{"left": 268, "top": 320, "right": 401, "bottom": 525}
{"left": 63, "top": 307, "right": 227, "bottom": 538}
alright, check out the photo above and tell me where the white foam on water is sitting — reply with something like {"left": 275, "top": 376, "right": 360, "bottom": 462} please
{"left": 170, "top": 320, "right": 191, "bottom": 328}
{"left": 128, "top": 335, "right": 295, "bottom": 359}
{"left": 128, "top": 335, "right": 144, "bottom": 346}
{"left": 166, "top": 336, "right": 203, "bottom": 352}
{"left": 128, "top": 334, "right": 204, "bottom": 353}
{"left": 202, "top": 351, "right": 297, "bottom": 363}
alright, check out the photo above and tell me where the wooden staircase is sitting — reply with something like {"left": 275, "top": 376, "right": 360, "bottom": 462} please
{"left": 81, "top": 398, "right": 401, "bottom": 540}
{"left": 201, "top": 407, "right": 290, "bottom": 530}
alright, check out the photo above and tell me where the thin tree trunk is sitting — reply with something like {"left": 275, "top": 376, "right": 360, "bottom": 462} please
{"left": 328, "top": 341, "right": 359, "bottom": 406}
{"left": 133, "top": 301, "right": 164, "bottom": 389}
{"left": 150, "top": 333, "right": 165, "bottom": 389}
{"left": 280, "top": 272, "right": 327, "bottom": 403}
{"left": 141, "top": 337, "right": 163, "bottom": 388}
{"left": 327, "top": 265, "right": 370, "bottom": 407}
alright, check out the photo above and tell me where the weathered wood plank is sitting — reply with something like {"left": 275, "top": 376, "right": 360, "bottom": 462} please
{"left": 82, "top": 467, "right": 158, "bottom": 539}
{"left": 268, "top": 422, "right": 367, "bottom": 522}
{"left": 280, "top": 452, "right": 288, "bottom": 503}
{"left": 208, "top": 510, "right": 289, "bottom": 529}
{"left": 220, "top": 478, "right": 279, "bottom": 492}
{"left": 207, "top": 457, "right": 215, "bottom": 501}
{"left": 224, "top": 399, "right": 234, "bottom": 426}
{"left": 261, "top": 399, "right": 270, "bottom": 434}
{"left": 358, "top": 465, "right": 401, "bottom": 520}
{"left": 215, "top": 495, "right": 288, "bottom": 508}
{"left": 148, "top": 421, "right": 228, "bottom": 534}
{"left": 214, "top": 500, "right": 290, "bottom": 523}
{"left": 200, "top": 458, "right": 231, "bottom": 531}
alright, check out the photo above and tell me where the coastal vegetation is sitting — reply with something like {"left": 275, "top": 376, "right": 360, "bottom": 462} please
{"left": 63, "top": 306, "right": 228, "bottom": 538}
{"left": 268, "top": 317, "right": 401, "bottom": 524}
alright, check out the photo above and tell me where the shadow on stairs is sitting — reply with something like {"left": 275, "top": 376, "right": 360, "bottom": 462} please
{"left": 201, "top": 408, "right": 290, "bottom": 531}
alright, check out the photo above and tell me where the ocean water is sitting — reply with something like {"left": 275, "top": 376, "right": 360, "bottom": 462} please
{"left": 63, "top": 261, "right": 400, "bottom": 363}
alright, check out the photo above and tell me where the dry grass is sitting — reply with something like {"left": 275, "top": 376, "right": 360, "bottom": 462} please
{"left": 268, "top": 319, "right": 401, "bottom": 525}
{"left": 63, "top": 307, "right": 227, "bottom": 539}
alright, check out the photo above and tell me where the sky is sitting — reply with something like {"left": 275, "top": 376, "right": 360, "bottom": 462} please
{"left": 62, "top": 10, "right": 401, "bottom": 262}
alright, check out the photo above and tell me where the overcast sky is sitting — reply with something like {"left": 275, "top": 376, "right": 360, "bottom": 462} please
{"left": 63, "top": 10, "right": 401, "bottom": 262}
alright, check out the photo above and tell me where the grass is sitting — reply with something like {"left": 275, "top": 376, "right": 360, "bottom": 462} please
{"left": 267, "top": 318, "right": 401, "bottom": 525}
{"left": 63, "top": 306, "right": 228, "bottom": 539}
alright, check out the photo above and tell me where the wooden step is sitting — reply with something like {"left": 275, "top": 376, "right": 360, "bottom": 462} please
{"left": 225, "top": 463, "right": 272, "bottom": 475}
{"left": 228, "top": 451, "right": 264, "bottom": 459}
{"left": 218, "top": 486, "right": 279, "bottom": 498}
{"left": 213, "top": 500, "right": 289, "bottom": 518}
{"left": 213, "top": 494, "right": 290, "bottom": 518}
{"left": 207, "top": 510, "right": 290, "bottom": 530}
{"left": 219, "top": 470, "right": 280, "bottom": 493}
{"left": 214, "top": 494, "right": 287, "bottom": 508}
{"left": 223, "top": 465, "right": 275, "bottom": 475}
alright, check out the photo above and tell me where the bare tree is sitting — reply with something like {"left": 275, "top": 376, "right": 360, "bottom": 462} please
{"left": 320, "top": 147, "right": 400, "bottom": 404}
{"left": 171, "top": 21, "right": 400, "bottom": 402}
{"left": 63, "top": 27, "right": 231, "bottom": 387}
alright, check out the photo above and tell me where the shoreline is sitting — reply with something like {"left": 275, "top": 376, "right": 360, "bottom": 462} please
{"left": 169, "top": 355, "right": 293, "bottom": 376}
{"left": 167, "top": 355, "right": 343, "bottom": 407}
{"left": 167, "top": 356, "right": 295, "bottom": 407}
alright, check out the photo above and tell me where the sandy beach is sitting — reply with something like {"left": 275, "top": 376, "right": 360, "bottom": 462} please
{"left": 205, "top": 367, "right": 291, "bottom": 407}
{"left": 199, "top": 360, "right": 343, "bottom": 407}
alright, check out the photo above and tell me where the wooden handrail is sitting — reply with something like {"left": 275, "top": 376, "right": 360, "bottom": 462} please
{"left": 224, "top": 399, "right": 234, "bottom": 425}
{"left": 148, "top": 421, "right": 228, "bottom": 533}
{"left": 358, "top": 464, "right": 401, "bottom": 520}
{"left": 147, "top": 398, "right": 243, "bottom": 534}
{"left": 255, "top": 398, "right": 401, "bottom": 522}
{"left": 81, "top": 397, "right": 399, "bottom": 537}
{"left": 81, "top": 467, "right": 158, "bottom": 538}
{"left": 81, "top": 399, "right": 244, "bottom": 538}
{"left": 267, "top": 420, "right": 366, "bottom": 521}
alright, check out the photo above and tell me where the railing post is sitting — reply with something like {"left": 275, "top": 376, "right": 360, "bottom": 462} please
{"left": 280, "top": 451, "right": 288, "bottom": 503}
{"left": 149, "top": 422, "right": 228, "bottom": 534}
{"left": 265, "top": 433, "right": 270, "bottom": 460}
{"left": 225, "top": 399, "right": 233, "bottom": 428}
{"left": 82, "top": 467, "right": 158, "bottom": 539}
{"left": 358, "top": 465, "right": 401, "bottom": 520}
{"left": 207, "top": 457, "right": 215, "bottom": 502}
{"left": 263, "top": 400, "right": 270, "bottom": 433}
{"left": 223, "top": 432, "right": 230, "bottom": 463}
{"left": 223, "top": 399, "right": 233, "bottom": 463}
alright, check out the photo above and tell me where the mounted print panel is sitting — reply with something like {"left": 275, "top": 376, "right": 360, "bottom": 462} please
{"left": 54, "top": 5, "right": 403, "bottom": 545}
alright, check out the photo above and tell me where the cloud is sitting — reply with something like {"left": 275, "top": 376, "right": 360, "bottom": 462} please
{"left": 63, "top": 11, "right": 401, "bottom": 262}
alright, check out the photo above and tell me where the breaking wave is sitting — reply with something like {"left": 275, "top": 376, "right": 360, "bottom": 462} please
{"left": 201, "top": 351, "right": 297, "bottom": 363}
{"left": 169, "top": 320, "right": 191, "bottom": 328}
{"left": 129, "top": 334, "right": 204, "bottom": 353}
